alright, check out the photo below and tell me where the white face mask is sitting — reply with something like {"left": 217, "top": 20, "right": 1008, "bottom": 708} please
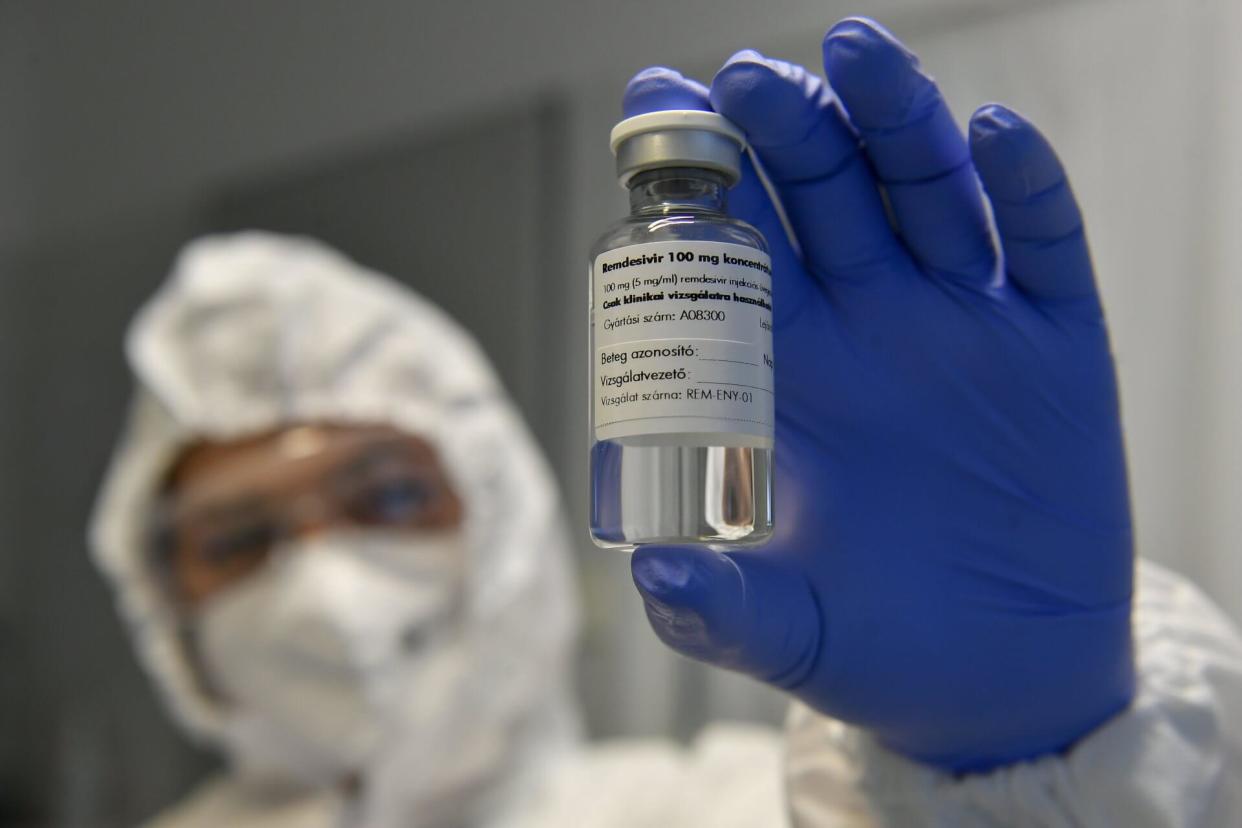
{"left": 195, "top": 529, "right": 469, "bottom": 785}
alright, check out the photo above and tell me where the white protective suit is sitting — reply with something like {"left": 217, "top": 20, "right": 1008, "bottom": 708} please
{"left": 90, "top": 232, "right": 1242, "bottom": 827}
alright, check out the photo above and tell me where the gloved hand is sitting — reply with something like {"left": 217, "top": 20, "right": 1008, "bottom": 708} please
{"left": 626, "top": 17, "right": 1135, "bottom": 773}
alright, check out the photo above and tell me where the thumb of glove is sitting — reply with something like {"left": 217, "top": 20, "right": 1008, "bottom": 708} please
{"left": 631, "top": 546, "right": 821, "bottom": 690}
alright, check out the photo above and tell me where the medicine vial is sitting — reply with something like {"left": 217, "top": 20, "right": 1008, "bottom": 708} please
{"left": 589, "top": 110, "right": 774, "bottom": 548}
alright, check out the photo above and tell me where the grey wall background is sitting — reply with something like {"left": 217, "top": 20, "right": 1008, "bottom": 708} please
{"left": 4, "top": 0, "right": 1241, "bottom": 824}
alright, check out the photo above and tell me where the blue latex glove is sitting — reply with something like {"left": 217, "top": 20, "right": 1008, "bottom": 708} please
{"left": 625, "top": 18, "right": 1134, "bottom": 773}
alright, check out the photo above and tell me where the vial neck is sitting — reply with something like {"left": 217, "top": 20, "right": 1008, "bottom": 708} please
{"left": 628, "top": 168, "right": 728, "bottom": 217}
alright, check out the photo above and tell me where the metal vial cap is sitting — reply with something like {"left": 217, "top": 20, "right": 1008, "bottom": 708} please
{"left": 610, "top": 110, "right": 746, "bottom": 189}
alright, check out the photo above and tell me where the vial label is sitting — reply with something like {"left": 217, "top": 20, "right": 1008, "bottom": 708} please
{"left": 592, "top": 240, "right": 774, "bottom": 447}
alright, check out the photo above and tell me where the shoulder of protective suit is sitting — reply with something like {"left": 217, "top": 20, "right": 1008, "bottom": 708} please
{"left": 504, "top": 723, "right": 786, "bottom": 828}
{"left": 783, "top": 559, "right": 1242, "bottom": 828}
{"left": 141, "top": 774, "right": 342, "bottom": 828}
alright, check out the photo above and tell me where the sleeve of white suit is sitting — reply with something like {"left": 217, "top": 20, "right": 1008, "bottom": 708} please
{"left": 783, "top": 559, "right": 1242, "bottom": 828}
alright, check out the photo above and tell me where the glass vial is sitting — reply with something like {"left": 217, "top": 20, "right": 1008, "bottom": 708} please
{"left": 590, "top": 110, "right": 774, "bottom": 548}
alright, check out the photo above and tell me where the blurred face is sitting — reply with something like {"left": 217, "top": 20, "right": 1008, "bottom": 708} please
{"left": 157, "top": 423, "right": 465, "bottom": 608}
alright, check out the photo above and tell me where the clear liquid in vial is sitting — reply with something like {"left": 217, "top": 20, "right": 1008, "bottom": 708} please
{"left": 590, "top": 441, "right": 773, "bottom": 548}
